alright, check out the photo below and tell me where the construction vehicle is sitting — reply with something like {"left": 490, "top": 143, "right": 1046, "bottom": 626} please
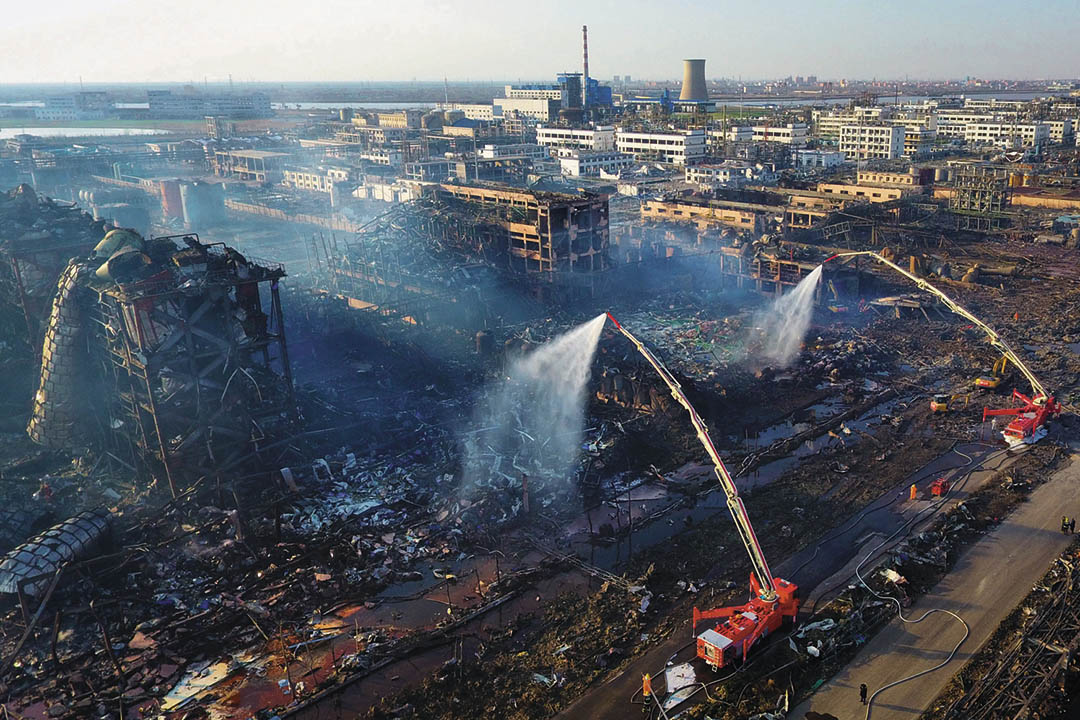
{"left": 930, "top": 393, "right": 970, "bottom": 413}
{"left": 974, "top": 355, "right": 1010, "bottom": 390}
{"left": 825, "top": 251, "right": 1061, "bottom": 444}
{"left": 605, "top": 313, "right": 798, "bottom": 671}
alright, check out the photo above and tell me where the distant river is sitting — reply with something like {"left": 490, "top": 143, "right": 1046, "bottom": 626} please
{"left": 0, "top": 127, "right": 171, "bottom": 139}
{"left": 272, "top": 101, "right": 437, "bottom": 110}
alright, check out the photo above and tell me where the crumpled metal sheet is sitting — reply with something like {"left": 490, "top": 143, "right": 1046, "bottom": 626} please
{"left": 0, "top": 508, "right": 112, "bottom": 596}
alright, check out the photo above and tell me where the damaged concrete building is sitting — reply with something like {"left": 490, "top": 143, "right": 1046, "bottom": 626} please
{"left": 315, "top": 183, "right": 610, "bottom": 329}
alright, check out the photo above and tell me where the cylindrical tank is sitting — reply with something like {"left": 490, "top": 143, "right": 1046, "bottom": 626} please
{"left": 180, "top": 181, "right": 226, "bottom": 229}
{"left": 339, "top": 108, "right": 353, "bottom": 122}
{"left": 159, "top": 179, "right": 183, "bottom": 220}
{"left": 934, "top": 167, "right": 946, "bottom": 182}
{"left": 421, "top": 111, "right": 444, "bottom": 130}
{"left": 679, "top": 59, "right": 708, "bottom": 101}
{"left": 95, "top": 203, "right": 150, "bottom": 237}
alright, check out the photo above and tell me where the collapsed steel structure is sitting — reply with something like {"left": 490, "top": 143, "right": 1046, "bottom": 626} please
{"left": 28, "top": 233, "right": 296, "bottom": 496}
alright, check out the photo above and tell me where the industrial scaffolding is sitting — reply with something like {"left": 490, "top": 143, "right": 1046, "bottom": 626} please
{"left": 85, "top": 235, "right": 296, "bottom": 495}
{"left": 949, "top": 165, "right": 1011, "bottom": 232}
{"left": 313, "top": 186, "right": 610, "bottom": 330}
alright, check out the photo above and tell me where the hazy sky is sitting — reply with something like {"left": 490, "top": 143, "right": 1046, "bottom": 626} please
{"left": 3, "top": 0, "right": 1078, "bottom": 84}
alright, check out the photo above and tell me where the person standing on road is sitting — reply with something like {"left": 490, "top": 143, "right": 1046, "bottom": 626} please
{"left": 860, "top": 683, "right": 868, "bottom": 705}
{"left": 1063, "top": 516, "right": 1070, "bottom": 534}
{"left": 1071, "top": 518, "right": 1076, "bottom": 534}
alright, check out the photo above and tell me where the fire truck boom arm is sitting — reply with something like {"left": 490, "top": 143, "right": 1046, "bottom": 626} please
{"left": 828, "top": 251, "right": 1050, "bottom": 402}
{"left": 606, "top": 313, "right": 778, "bottom": 601}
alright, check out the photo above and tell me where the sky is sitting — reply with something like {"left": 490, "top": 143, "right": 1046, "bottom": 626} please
{"left": 2, "top": 0, "right": 1078, "bottom": 84}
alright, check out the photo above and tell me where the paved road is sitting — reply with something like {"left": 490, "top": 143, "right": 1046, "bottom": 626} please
{"left": 555, "top": 443, "right": 1006, "bottom": 720}
{"left": 792, "top": 453, "right": 1080, "bottom": 720}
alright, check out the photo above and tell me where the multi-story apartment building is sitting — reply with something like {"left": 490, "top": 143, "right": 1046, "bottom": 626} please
{"left": 838, "top": 124, "right": 905, "bottom": 160}
{"left": 615, "top": 129, "right": 706, "bottom": 165}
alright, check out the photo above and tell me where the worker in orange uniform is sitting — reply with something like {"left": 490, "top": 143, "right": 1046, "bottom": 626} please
{"left": 642, "top": 673, "right": 653, "bottom": 709}
{"left": 909, "top": 483, "right": 918, "bottom": 501}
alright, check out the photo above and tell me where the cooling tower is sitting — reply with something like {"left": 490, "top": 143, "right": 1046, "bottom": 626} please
{"left": 679, "top": 59, "right": 708, "bottom": 102}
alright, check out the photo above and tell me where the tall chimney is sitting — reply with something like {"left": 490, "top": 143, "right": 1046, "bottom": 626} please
{"left": 582, "top": 25, "right": 589, "bottom": 108}
{"left": 679, "top": 59, "right": 708, "bottom": 102}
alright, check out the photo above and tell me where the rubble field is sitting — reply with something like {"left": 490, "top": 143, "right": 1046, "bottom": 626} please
{"left": 1, "top": 183, "right": 1080, "bottom": 720}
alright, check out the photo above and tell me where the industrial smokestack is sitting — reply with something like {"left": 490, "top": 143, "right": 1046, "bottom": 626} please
{"left": 582, "top": 25, "right": 589, "bottom": 108}
{"left": 679, "top": 59, "right": 708, "bottom": 102}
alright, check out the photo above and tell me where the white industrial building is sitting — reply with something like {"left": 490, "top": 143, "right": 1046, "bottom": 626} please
{"left": 706, "top": 127, "right": 753, "bottom": 149}
{"left": 282, "top": 165, "right": 357, "bottom": 193}
{"left": 556, "top": 149, "right": 634, "bottom": 177}
{"left": 1046, "top": 119, "right": 1075, "bottom": 144}
{"left": 34, "top": 93, "right": 109, "bottom": 121}
{"left": 437, "top": 103, "right": 495, "bottom": 121}
{"left": 964, "top": 122, "right": 1050, "bottom": 148}
{"left": 685, "top": 161, "right": 774, "bottom": 187}
{"left": 813, "top": 106, "right": 888, "bottom": 137}
{"left": 358, "top": 148, "right": 403, "bottom": 166}
{"left": 903, "top": 128, "right": 936, "bottom": 157}
{"left": 615, "top": 129, "right": 706, "bottom": 165}
{"left": 148, "top": 90, "right": 272, "bottom": 119}
{"left": 504, "top": 85, "right": 563, "bottom": 101}
{"left": 478, "top": 143, "right": 549, "bottom": 159}
{"left": 839, "top": 125, "right": 906, "bottom": 160}
{"left": 492, "top": 98, "right": 559, "bottom": 121}
{"left": 751, "top": 123, "right": 808, "bottom": 146}
{"left": 536, "top": 125, "right": 616, "bottom": 151}
{"left": 792, "top": 149, "right": 846, "bottom": 169}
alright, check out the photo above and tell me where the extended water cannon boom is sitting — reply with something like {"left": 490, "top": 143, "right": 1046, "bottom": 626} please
{"left": 605, "top": 312, "right": 777, "bottom": 599}
{"left": 605, "top": 312, "right": 798, "bottom": 667}
{"left": 823, "top": 252, "right": 1061, "bottom": 442}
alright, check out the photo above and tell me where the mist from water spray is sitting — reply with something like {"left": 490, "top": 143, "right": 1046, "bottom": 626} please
{"left": 755, "top": 265, "right": 822, "bottom": 367}
{"left": 461, "top": 314, "right": 607, "bottom": 499}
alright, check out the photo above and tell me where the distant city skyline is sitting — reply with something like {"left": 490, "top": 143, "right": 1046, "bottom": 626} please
{"left": 3, "top": 0, "right": 1079, "bottom": 85}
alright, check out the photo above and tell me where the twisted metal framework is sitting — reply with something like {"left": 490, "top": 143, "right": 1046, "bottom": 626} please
{"left": 941, "top": 556, "right": 1080, "bottom": 719}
